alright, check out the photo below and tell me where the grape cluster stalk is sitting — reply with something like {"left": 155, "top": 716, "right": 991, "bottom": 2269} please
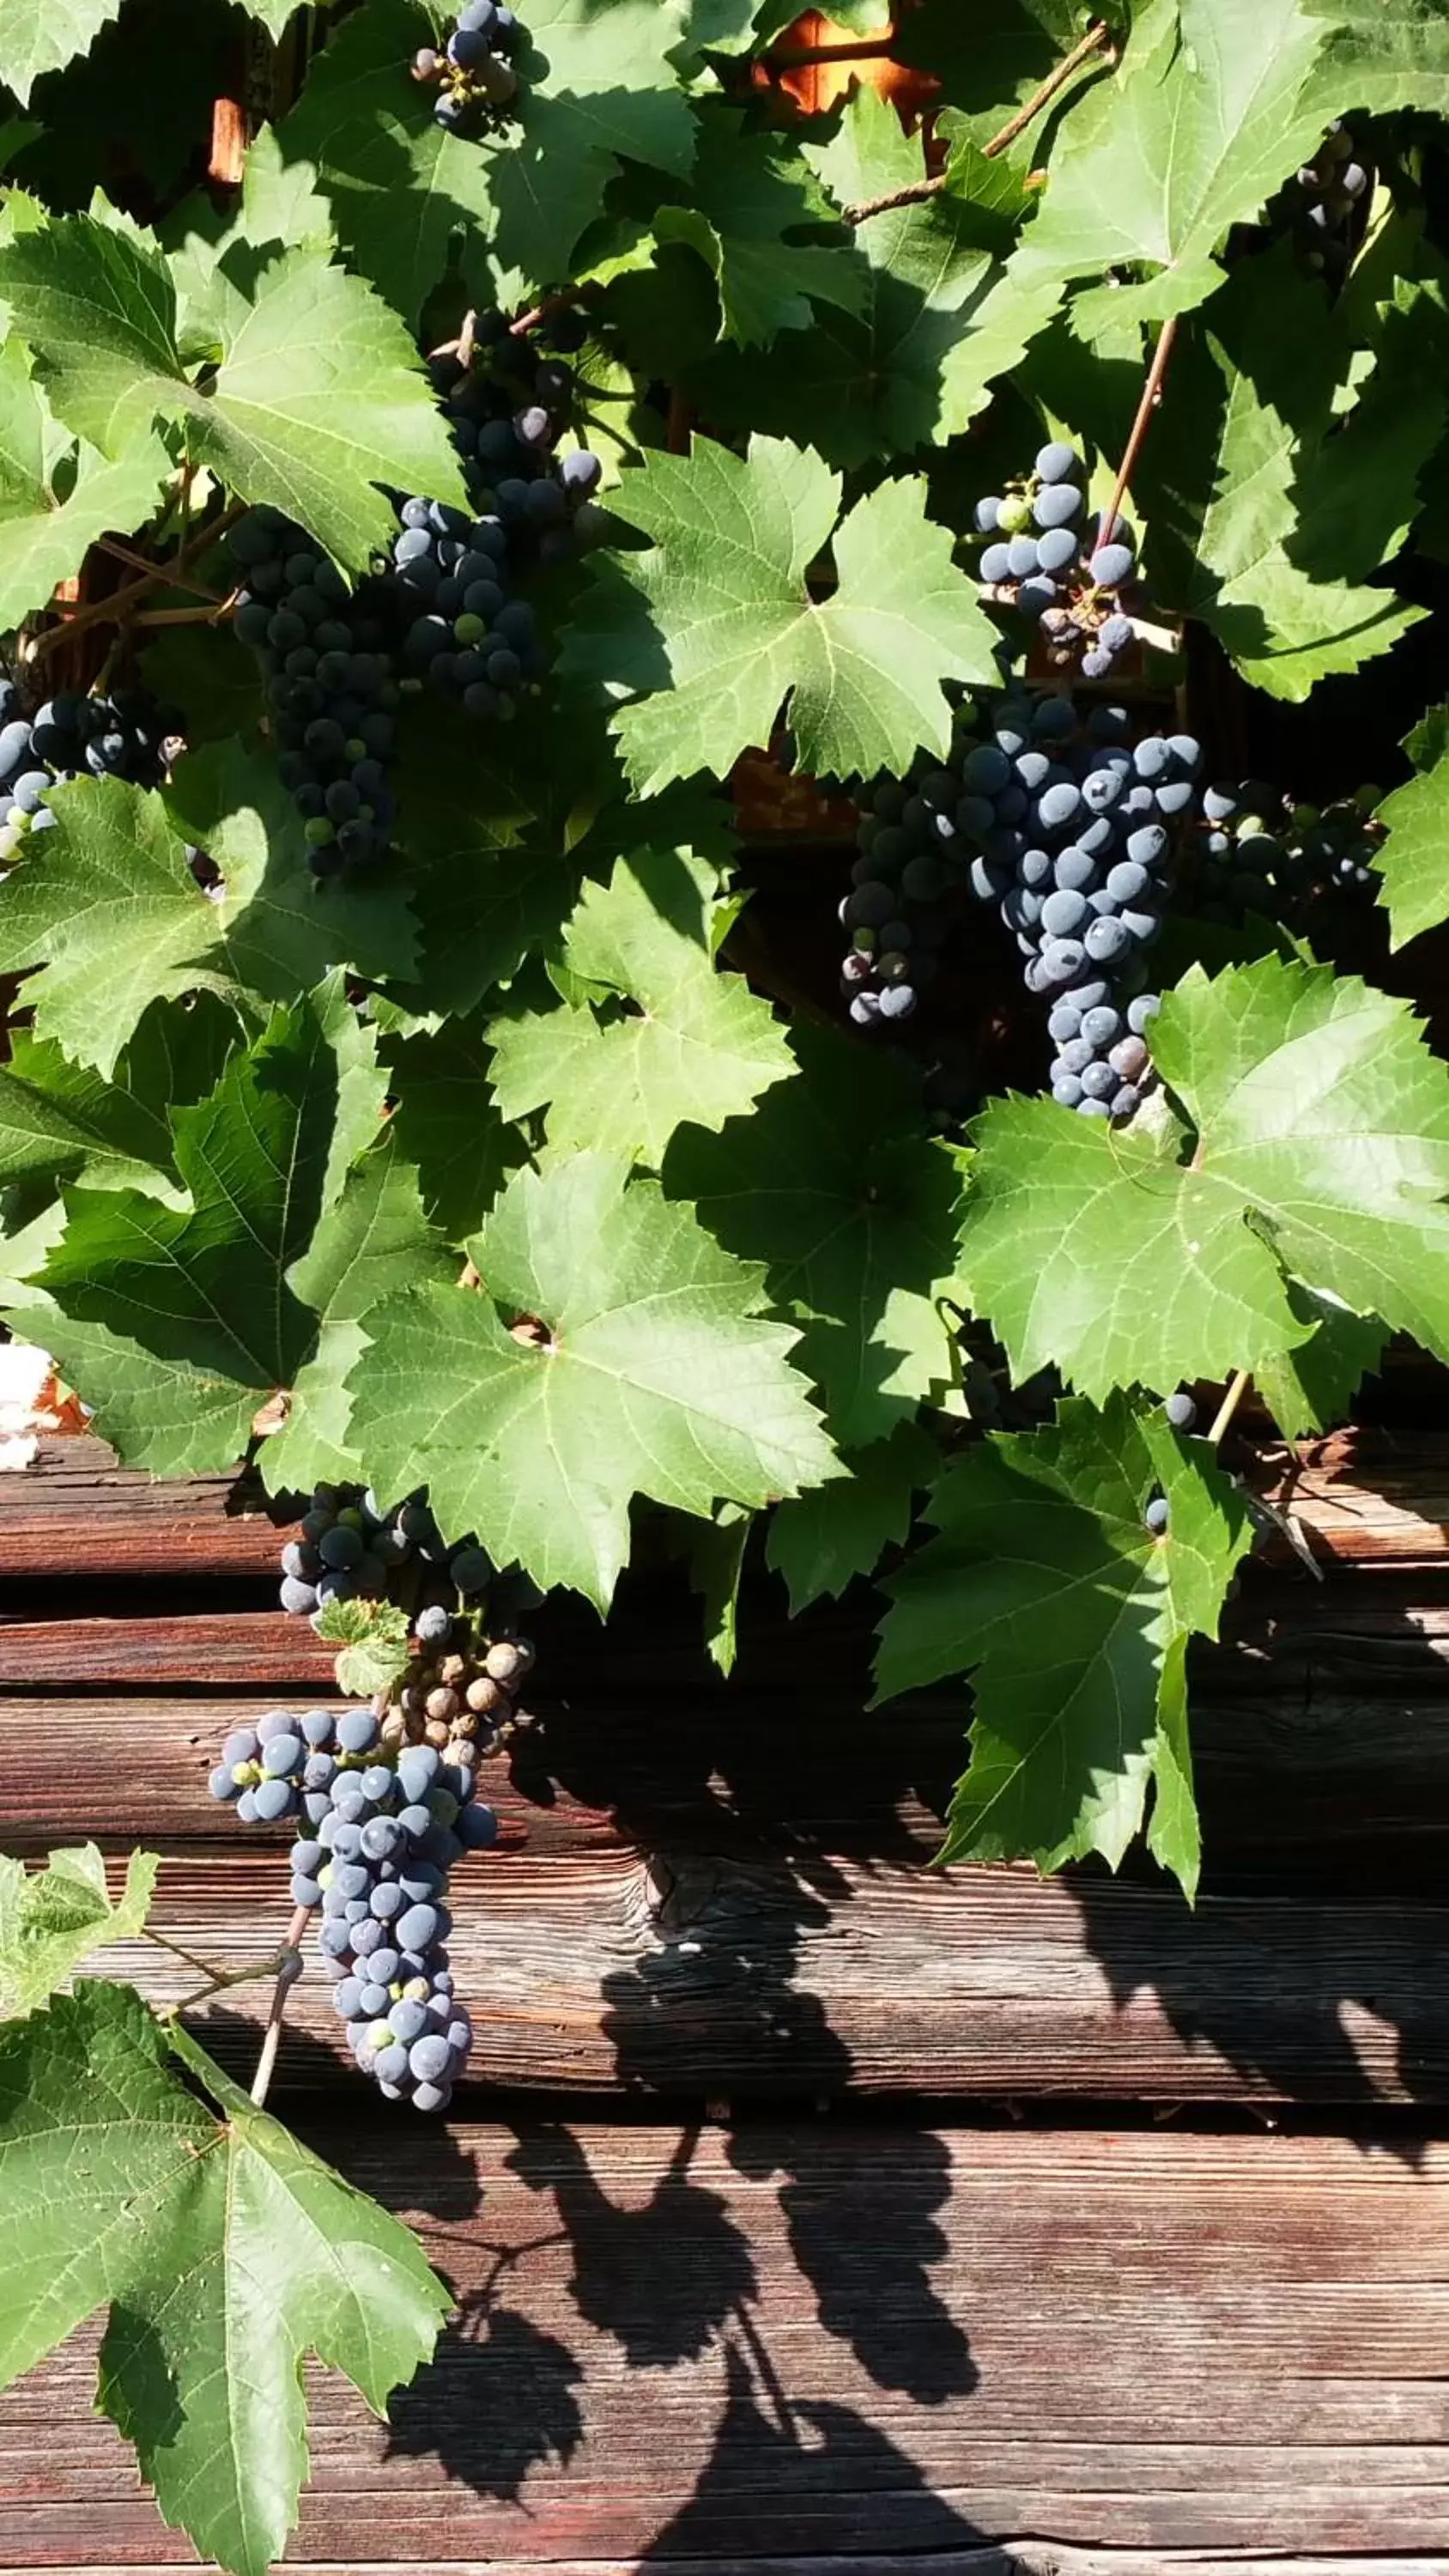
{"left": 974, "top": 442, "right": 1141, "bottom": 679}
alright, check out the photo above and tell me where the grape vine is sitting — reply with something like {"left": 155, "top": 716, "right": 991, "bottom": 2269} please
{"left": 0, "top": 0, "right": 1446, "bottom": 2556}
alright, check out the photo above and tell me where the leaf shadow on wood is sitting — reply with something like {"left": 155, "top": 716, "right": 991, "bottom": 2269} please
{"left": 509, "top": 1573, "right": 978, "bottom": 2406}
{"left": 505, "top": 2120, "right": 759, "bottom": 2368}
{"left": 384, "top": 2299, "right": 586, "bottom": 2503}
{"left": 639, "top": 2341, "right": 1010, "bottom": 2566}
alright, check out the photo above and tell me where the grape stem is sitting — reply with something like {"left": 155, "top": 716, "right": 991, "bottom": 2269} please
{"left": 29, "top": 497, "right": 247, "bottom": 661}
{"left": 841, "top": 19, "right": 1113, "bottom": 222}
{"left": 94, "top": 535, "right": 229, "bottom": 606}
{"left": 249, "top": 1902, "right": 311, "bottom": 2110}
{"left": 1101, "top": 312, "right": 1179, "bottom": 558}
{"left": 1209, "top": 1369, "right": 1252, "bottom": 1447}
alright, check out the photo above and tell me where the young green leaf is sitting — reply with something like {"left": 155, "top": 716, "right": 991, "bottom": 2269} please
{"left": 666, "top": 1024, "right": 967, "bottom": 1447}
{"left": 0, "top": 1845, "right": 157, "bottom": 2020}
{"left": 488, "top": 848, "right": 793, "bottom": 1164}
{"left": 959, "top": 957, "right": 1449, "bottom": 1401}
{"left": 0, "top": 1984, "right": 449, "bottom": 2576}
{"left": 0, "top": 216, "right": 465, "bottom": 570}
{"left": 346, "top": 1150, "right": 839, "bottom": 1608}
{"left": 562, "top": 433, "right": 997, "bottom": 793}
{"left": 312, "top": 1596, "right": 413, "bottom": 1699}
{"left": 282, "top": 0, "right": 694, "bottom": 319}
{"left": 0, "top": 776, "right": 232, "bottom": 1078}
{"left": 874, "top": 1395, "right": 1252, "bottom": 1896}
{"left": 767, "top": 1419, "right": 937, "bottom": 1614}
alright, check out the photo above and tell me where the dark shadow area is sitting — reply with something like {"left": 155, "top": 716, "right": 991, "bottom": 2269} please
{"left": 641, "top": 2344, "right": 1008, "bottom": 2564}
{"left": 506, "top": 2121, "right": 757, "bottom": 2367}
{"left": 386, "top": 2298, "right": 586, "bottom": 2502}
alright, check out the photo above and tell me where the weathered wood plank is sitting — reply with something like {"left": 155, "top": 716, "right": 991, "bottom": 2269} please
{"left": 0, "top": 1613, "right": 335, "bottom": 1686}
{"left": 3, "top": 1429, "right": 1449, "bottom": 1590}
{"left": 70, "top": 1844, "right": 1449, "bottom": 2104}
{"left": 3, "top": 2126, "right": 1447, "bottom": 2561}
{"left": 0, "top": 1438, "right": 279, "bottom": 1577}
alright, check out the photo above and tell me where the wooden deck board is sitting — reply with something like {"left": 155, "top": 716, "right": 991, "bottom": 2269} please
{"left": 2, "top": 2126, "right": 1447, "bottom": 2561}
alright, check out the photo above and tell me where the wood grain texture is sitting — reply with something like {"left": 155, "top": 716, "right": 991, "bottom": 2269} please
{"left": 5, "top": 1428, "right": 1449, "bottom": 1583}
{"left": 3, "top": 2125, "right": 1448, "bottom": 2561}
{"left": 0, "top": 1437, "right": 280, "bottom": 1577}
{"left": 0, "top": 1612, "right": 336, "bottom": 1686}
{"left": 89, "top": 1843, "right": 1449, "bottom": 2104}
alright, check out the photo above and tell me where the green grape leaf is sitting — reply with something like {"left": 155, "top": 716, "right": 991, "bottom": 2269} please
{"left": 0, "top": 0, "right": 123, "bottom": 101}
{"left": 1368, "top": 712, "right": 1449, "bottom": 951}
{"left": 1008, "top": 0, "right": 1348, "bottom": 336}
{"left": 874, "top": 1396, "right": 1252, "bottom": 1896}
{"left": 666, "top": 1024, "right": 966, "bottom": 1447}
{"left": 767, "top": 1419, "right": 937, "bottom": 1615}
{"left": 0, "top": 339, "right": 171, "bottom": 631}
{"left": 561, "top": 433, "right": 997, "bottom": 793}
{"left": 960, "top": 957, "right": 1449, "bottom": 1401}
{"left": 162, "top": 739, "right": 421, "bottom": 999}
{"left": 460, "top": 0, "right": 696, "bottom": 309}
{"left": 0, "top": 776, "right": 230, "bottom": 1078}
{"left": 386, "top": 695, "right": 579, "bottom": 1020}
{"left": 692, "top": 85, "right": 1061, "bottom": 466}
{"left": 898, "top": 0, "right": 1104, "bottom": 146}
{"left": 264, "top": 1127, "right": 452, "bottom": 1493}
{"left": 142, "top": 621, "right": 264, "bottom": 749}
{"left": 0, "top": 1844, "right": 158, "bottom": 2020}
{"left": 1140, "top": 251, "right": 1432, "bottom": 699}
{"left": 679, "top": 1500, "right": 752, "bottom": 1677}
{"left": 31, "top": 993, "right": 367, "bottom": 1473}
{"left": 312, "top": 1596, "right": 412, "bottom": 1698}
{"left": 1302, "top": 0, "right": 1449, "bottom": 119}
{"left": 383, "top": 1015, "right": 529, "bottom": 1244}
{"left": 489, "top": 848, "right": 792, "bottom": 1164}
{"left": 652, "top": 104, "right": 864, "bottom": 349}
{"left": 346, "top": 1151, "right": 838, "bottom": 1609}
{"left": 276, "top": 0, "right": 492, "bottom": 331}
{"left": 0, "top": 1020, "right": 193, "bottom": 1203}
{"left": 1253, "top": 1284, "right": 1389, "bottom": 1440}
{"left": 0, "top": 216, "right": 464, "bottom": 572}
{"left": 0, "top": 1984, "right": 448, "bottom": 2576}
{"left": 282, "top": 0, "right": 694, "bottom": 320}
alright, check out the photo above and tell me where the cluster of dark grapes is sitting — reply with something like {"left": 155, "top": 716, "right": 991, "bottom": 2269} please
{"left": 847, "top": 691, "right": 1199, "bottom": 1118}
{"left": 210, "top": 1700, "right": 495, "bottom": 2111}
{"left": 1177, "top": 781, "right": 1381, "bottom": 926}
{"left": 280, "top": 1479, "right": 490, "bottom": 1621}
{"left": 1294, "top": 123, "right": 1370, "bottom": 278}
{"left": 412, "top": 0, "right": 524, "bottom": 131}
{"left": 0, "top": 677, "right": 181, "bottom": 866}
{"left": 974, "top": 444, "right": 1139, "bottom": 679}
{"left": 394, "top": 319, "right": 603, "bottom": 723}
{"left": 956, "top": 693, "right": 1198, "bottom": 1119}
{"left": 228, "top": 510, "right": 399, "bottom": 879}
